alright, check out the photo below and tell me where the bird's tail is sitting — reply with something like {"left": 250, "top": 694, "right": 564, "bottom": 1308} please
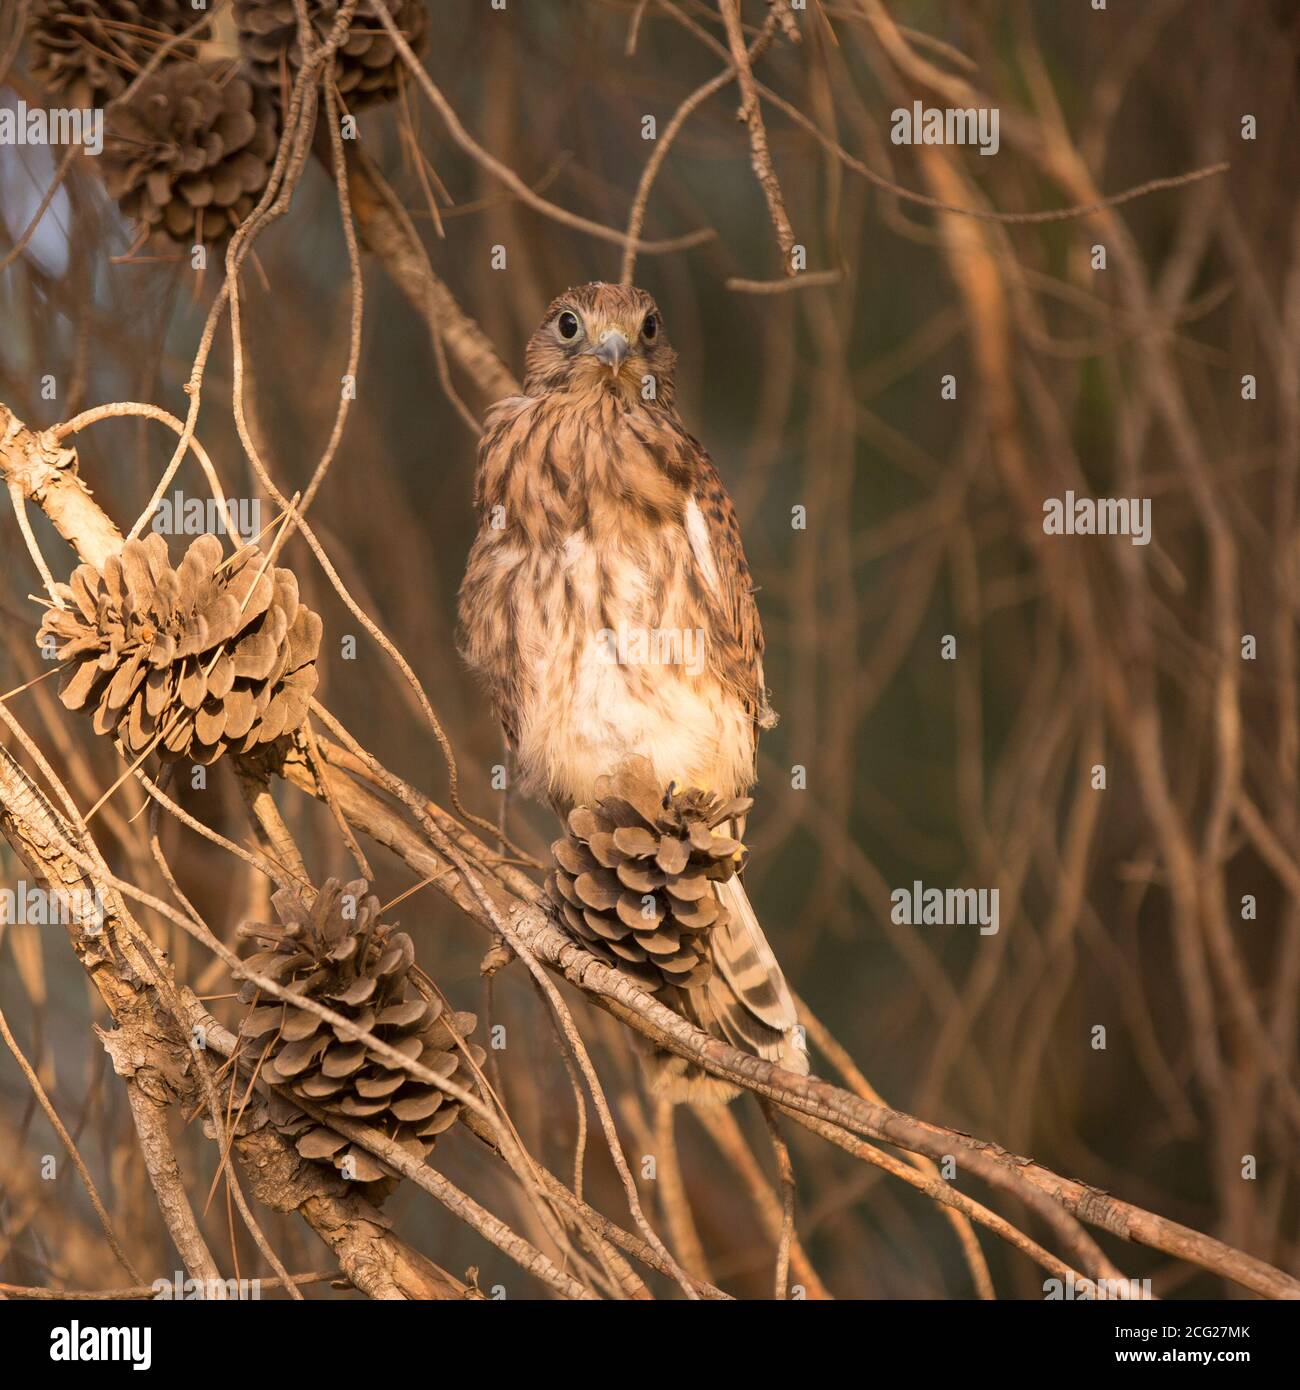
{"left": 646, "top": 868, "right": 808, "bottom": 1105}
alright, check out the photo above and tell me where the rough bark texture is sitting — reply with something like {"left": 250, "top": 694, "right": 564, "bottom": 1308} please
{"left": 1, "top": 403, "right": 125, "bottom": 568}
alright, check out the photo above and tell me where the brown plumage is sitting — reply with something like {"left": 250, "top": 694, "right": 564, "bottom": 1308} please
{"left": 458, "top": 282, "right": 807, "bottom": 1102}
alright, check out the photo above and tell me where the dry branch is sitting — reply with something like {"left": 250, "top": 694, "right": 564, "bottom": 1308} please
{"left": 0, "top": 737, "right": 472, "bottom": 1299}
{"left": 2, "top": 0, "right": 1295, "bottom": 1305}
{"left": 9, "top": 392, "right": 1294, "bottom": 1299}
{"left": 270, "top": 726, "right": 1300, "bottom": 1301}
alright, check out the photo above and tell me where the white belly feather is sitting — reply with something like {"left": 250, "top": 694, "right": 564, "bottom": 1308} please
{"left": 510, "top": 527, "right": 753, "bottom": 806}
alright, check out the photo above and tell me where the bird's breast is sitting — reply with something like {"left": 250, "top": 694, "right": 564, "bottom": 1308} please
{"left": 514, "top": 524, "right": 751, "bottom": 806}
{"left": 462, "top": 393, "right": 754, "bottom": 805}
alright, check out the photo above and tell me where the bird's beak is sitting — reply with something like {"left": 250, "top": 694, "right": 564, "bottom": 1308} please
{"left": 591, "top": 329, "right": 629, "bottom": 373}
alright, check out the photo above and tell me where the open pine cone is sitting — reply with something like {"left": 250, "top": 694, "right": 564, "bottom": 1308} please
{"left": 26, "top": 0, "right": 198, "bottom": 110}
{"left": 548, "top": 758, "right": 752, "bottom": 993}
{"left": 101, "top": 61, "right": 279, "bottom": 252}
{"left": 234, "top": 0, "right": 429, "bottom": 109}
{"left": 38, "top": 533, "right": 321, "bottom": 766}
{"left": 239, "top": 879, "right": 482, "bottom": 1184}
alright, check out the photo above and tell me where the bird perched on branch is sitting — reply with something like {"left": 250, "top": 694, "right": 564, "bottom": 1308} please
{"left": 459, "top": 282, "right": 807, "bottom": 1102}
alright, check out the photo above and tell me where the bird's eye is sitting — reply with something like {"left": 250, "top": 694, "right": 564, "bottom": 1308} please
{"left": 557, "top": 311, "right": 581, "bottom": 341}
{"left": 642, "top": 314, "right": 658, "bottom": 341}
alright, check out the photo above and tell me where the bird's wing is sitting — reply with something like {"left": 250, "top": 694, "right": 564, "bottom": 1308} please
{"left": 458, "top": 532, "right": 524, "bottom": 752}
{"left": 685, "top": 446, "right": 776, "bottom": 735}
{"left": 456, "top": 397, "right": 536, "bottom": 753}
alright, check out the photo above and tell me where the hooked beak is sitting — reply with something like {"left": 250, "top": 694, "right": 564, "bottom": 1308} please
{"left": 591, "top": 329, "right": 629, "bottom": 373}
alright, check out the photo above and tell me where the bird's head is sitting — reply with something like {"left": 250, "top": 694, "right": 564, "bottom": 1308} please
{"left": 522, "top": 283, "right": 676, "bottom": 404}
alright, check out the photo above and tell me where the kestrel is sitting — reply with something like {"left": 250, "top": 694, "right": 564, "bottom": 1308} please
{"left": 458, "top": 282, "right": 807, "bottom": 1102}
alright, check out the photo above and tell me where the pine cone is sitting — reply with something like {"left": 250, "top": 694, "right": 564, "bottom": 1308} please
{"left": 548, "top": 758, "right": 752, "bottom": 993}
{"left": 101, "top": 61, "right": 279, "bottom": 252}
{"left": 234, "top": 0, "right": 429, "bottom": 109}
{"left": 239, "top": 878, "right": 482, "bottom": 1184}
{"left": 37, "top": 532, "right": 321, "bottom": 766}
{"left": 26, "top": 0, "right": 198, "bottom": 111}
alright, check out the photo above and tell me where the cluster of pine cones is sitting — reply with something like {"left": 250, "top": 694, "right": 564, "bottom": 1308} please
{"left": 239, "top": 879, "right": 483, "bottom": 1185}
{"left": 23, "top": 0, "right": 429, "bottom": 254}
{"left": 22, "top": 3, "right": 469, "bottom": 1197}
{"left": 29, "top": 504, "right": 479, "bottom": 1200}
{"left": 548, "top": 758, "right": 752, "bottom": 995}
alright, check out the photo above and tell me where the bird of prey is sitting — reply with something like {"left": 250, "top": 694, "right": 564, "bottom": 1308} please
{"left": 458, "top": 282, "right": 807, "bottom": 1102}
